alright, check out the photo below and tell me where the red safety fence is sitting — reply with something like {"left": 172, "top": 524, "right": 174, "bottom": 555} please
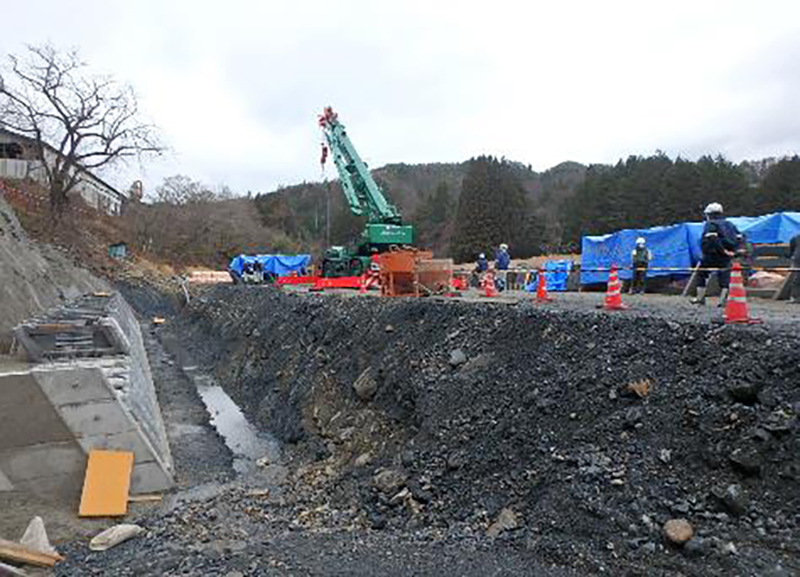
{"left": 276, "top": 275, "right": 321, "bottom": 286}
{"left": 311, "top": 276, "right": 366, "bottom": 290}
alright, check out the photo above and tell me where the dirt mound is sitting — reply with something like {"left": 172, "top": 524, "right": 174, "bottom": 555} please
{"left": 0, "top": 194, "right": 108, "bottom": 341}
{"left": 173, "top": 287, "right": 798, "bottom": 575}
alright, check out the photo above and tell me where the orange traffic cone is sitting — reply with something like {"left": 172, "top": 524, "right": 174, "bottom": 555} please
{"left": 724, "top": 262, "right": 761, "bottom": 324}
{"left": 482, "top": 271, "right": 499, "bottom": 297}
{"left": 603, "top": 265, "right": 628, "bottom": 310}
{"left": 536, "top": 267, "right": 553, "bottom": 302}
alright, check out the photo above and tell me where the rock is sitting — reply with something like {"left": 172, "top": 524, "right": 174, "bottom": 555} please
{"left": 368, "top": 511, "right": 387, "bottom": 530}
{"left": 408, "top": 479, "right": 432, "bottom": 503}
{"left": 721, "top": 484, "right": 748, "bottom": 516}
{"left": 389, "top": 487, "right": 411, "bottom": 505}
{"left": 256, "top": 456, "right": 270, "bottom": 467}
{"left": 624, "top": 407, "right": 644, "bottom": 429}
{"left": 729, "top": 448, "right": 762, "bottom": 476}
{"left": 446, "top": 452, "right": 465, "bottom": 471}
{"left": 448, "top": 349, "right": 467, "bottom": 367}
{"left": 728, "top": 381, "right": 760, "bottom": 404}
{"left": 486, "top": 507, "right": 519, "bottom": 538}
{"left": 663, "top": 519, "right": 694, "bottom": 546}
{"left": 224, "top": 572, "right": 244, "bottom": 577}
{"left": 353, "top": 367, "right": 378, "bottom": 401}
{"left": 659, "top": 449, "right": 672, "bottom": 464}
{"left": 89, "top": 524, "right": 145, "bottom": 551}
{"left": 723, "top": 541, "right": 738, "bottom": 555}
{"left": 641, "top": 542, "right": 657, "bottom": 554}
{"left": 19, "top": 516, "right": 57, "bottom": 556}
{"left": 354, "top": 452, "right": 372, "bottom": 467}
{"left": 682, "top": 537, "right": 706, "bottom": 558}
{"left": 373, "top": 469, "right": 407, "bottom": 494}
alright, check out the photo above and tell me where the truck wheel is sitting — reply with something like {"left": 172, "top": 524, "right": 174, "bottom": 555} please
{"left": 350, "top": 259, "right": 364, "bottom": 277}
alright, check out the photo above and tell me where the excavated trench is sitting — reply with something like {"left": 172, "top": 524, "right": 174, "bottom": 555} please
{"left": 162, "top": 286, "right": 799, "bottom": 576}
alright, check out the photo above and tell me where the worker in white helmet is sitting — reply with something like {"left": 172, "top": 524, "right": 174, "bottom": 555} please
{"left": 495, "top": 243, "right": 511, "bottom": 291}
{"left": 630, "top": 237, "right": 652, "bottom": 294}
{"left": 691, "top": 202, "right": 740, "bottom": 306}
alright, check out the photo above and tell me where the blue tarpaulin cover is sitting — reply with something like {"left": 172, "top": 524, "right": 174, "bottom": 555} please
{"left": 581, "top": 212, "right": 800, "bottom": 284}
{"left": 545, "top": 260, "right": 573, "bottom": 291}
{"left": 229, "top": 254, "right": 312, "bottom": 277}
{"left": 524, "top": 260, "right": 574, "bottom": 292}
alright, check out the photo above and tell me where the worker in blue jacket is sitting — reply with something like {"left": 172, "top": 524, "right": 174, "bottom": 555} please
{"left": 692, "top": 203, "right": 740, "bottom": 306}
{"left": 495, "top": 243, "right": 511, "bottom": 291}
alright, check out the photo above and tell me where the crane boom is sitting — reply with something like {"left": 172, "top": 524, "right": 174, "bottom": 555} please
{"left": 317, "top": 107, "right": 414, "bottom": 277}
{"left": 319, "top": 107, "right": 404, "bottom": 225}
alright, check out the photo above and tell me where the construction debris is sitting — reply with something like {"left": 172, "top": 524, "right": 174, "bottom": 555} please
{"left": 0, "top": 538, "right": 63, "bottom": 568}
{"left": 89, "top": 525, "right": 144, "bottom": 552}
{"left": 19, "top": 517, "right": 56, "bottom": 557}
{"left": 0, "top": 561, "right": 27, "bottom": 576}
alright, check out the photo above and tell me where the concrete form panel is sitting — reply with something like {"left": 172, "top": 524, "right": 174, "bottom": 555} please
{"left": 34, "top": 366, "right": 114, "bottom": 406}
{"left": 55, "top": 400, "right": 134, "bottom": 438}
{"left": 0, "top": 468, "right": 13, "bottom": 491}
{"left": 0, "top": 441, "right": 85, "bottom": 482}
{"left": 130, "top": 460, "right": 173, "bottom": 494}
{"left": 76, "top": 429, "right": 156, "bottom": 465}
{"left": 0, "top": 373, "right": 73, "bottom": 450}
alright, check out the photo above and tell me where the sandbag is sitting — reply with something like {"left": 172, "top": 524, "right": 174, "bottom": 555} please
{"left": 89, "top": 524, "right": 144, "bottom": 552}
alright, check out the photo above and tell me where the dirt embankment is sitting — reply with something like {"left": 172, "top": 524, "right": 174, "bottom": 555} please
{"left": 172, "top": 287, "right": 798, "bottom": 576}
{"left": 0, "top": 195, "right": 108, "bottom": 342}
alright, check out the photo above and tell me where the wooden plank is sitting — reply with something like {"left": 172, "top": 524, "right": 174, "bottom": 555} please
{"left": 79, "top": 450, "right": 134, "bottom": 517}
{"left": 128, "top": 494, "right": 162, "bottom": 503}
{"left": 0, "top": 538, "right": 63, "bottom": 568}
{"left": 681, "top": 264, "right": 700, "bottom": 297}
{"left": 774, "top": 272, "right": 796, "bottom": 301}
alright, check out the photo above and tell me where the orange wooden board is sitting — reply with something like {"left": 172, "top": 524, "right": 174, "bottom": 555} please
{"left": 79, "top": 450, "right": 134, "bottom": 517}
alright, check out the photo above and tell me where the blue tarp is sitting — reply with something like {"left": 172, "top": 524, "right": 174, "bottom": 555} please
{"left": 524, "top": 260, "right": 574, "bottom": 292}
{"left": 581, "top": 212, "right": 800, "bottom": 284}
{"left": 545, "top": 260, "right": 573, "bottom": 291}
{"left": 229, "top": 254, "right": 312, "bottom": 277}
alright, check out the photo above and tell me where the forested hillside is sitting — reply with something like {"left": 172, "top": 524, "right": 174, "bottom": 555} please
{"left": 560, "top": 154, "right": 800, "bottom": 247}
{"left": 253, "top": 159, "right": 587, "bottom": 259}
{"left": 125, "top": 154, "right": 799, "bottom": 268}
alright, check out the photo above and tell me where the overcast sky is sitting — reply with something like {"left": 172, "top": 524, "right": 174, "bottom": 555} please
{"left": 1, "top": 1, "right": 799, "bottom": 195}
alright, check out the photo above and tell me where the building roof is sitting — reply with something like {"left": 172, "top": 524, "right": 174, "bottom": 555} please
{"left": 0, "top": 127, "right": 127, "bottom": 202}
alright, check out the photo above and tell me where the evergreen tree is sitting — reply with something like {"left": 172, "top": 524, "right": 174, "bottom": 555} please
{"left": 758, "top": 156, "right": 800, "bottom": 213}
{"left": 450, "top": 156, "right": 528, "bottom": 263}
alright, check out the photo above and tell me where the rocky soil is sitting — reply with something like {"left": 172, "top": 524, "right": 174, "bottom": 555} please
{"left": 57, "top": 286, "right": 798, "bottom": 575}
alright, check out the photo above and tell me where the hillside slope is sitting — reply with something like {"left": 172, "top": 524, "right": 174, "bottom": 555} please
{"left": 0, "top": 193, "right": 108, "bottom": 342}
{"left": 255, "top": 159, "right": 587, "bottom": 257}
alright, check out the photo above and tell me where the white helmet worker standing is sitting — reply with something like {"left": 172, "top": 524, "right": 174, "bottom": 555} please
{"left": 692, "top": 201, "right": 740, "bottom": 306}
{"left": 630, "top": 236, "right": 652, "bottom": 294}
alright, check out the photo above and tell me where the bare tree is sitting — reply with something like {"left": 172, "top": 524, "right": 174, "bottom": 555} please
{"left": 0, "top": 44, "right": 163, "bottom": 215}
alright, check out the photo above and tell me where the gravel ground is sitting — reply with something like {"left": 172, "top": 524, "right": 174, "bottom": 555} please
{"left": 51, "top": 287, "right": 799, "bottom": 576}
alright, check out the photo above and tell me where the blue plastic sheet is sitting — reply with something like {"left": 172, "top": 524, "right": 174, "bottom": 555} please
{"left": 229, "top": 254, "right": 312, "bottom": 277}
{"left": 523, "top": 260, "right": 574, "bottom": 292}
{"left": 581, "top": 212, "right": 800, "bottom": 284}
{"left": 545, "top": 260, "right": 572, "bottom": 291}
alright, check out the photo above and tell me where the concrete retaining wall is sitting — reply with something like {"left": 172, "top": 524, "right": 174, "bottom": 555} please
{"left": 0, "top": 293, "right": 174, "bottom": 499}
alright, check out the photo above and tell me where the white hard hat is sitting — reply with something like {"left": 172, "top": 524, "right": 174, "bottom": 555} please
{"left": 704, "top": 202, "right": 723, "bottom": 215}
{"left": 500, "top": 243, "right": 509, "bottom": 250}
{"left": 636, "top": 237, "right": 646, "bottom": 245}
{"left": 479, "top": 253, "right": 485, "bottom": 258}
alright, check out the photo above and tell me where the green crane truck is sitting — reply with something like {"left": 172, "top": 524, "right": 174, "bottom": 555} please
{"left": 318, "top": 107, "right": 414, "bottom": 277}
